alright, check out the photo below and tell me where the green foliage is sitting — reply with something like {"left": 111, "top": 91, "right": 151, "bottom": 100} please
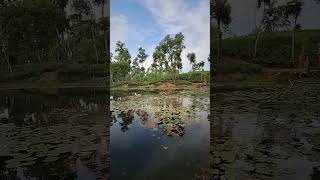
{"left": 218, "top": 30, "right": 320, "bottom": 66}
{"left": 114, "top": 41, "right": 131, "bottom": 64}
{"left": 0, "top": 0, "right": 108, "bottom": 73}
{"left": 178, "top": 71, "right": 210, "bottom": 82}
{"left": 150, "top": 33, "right": 186, "bottom": 79}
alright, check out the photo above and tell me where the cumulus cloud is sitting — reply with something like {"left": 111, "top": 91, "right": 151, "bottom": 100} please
{"left": 110, "top": 14, "right": 129, "bottom": 53}
{"left": 137, "top": 0, "right": 210, "bottom": 72}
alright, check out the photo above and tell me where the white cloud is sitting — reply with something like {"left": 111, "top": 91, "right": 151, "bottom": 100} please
{"left": 137, "top": 0, "right": 210, "bottom": 72}
{"left": 110, "top": 14, "right": 129, "bottom": 53}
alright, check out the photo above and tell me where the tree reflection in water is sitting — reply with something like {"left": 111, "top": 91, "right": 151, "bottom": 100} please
{"left": 118, "top": 110, "right": 134, "bottom": 132}
{"left": 0, "top": 89, "right": 110, "bottom": 179}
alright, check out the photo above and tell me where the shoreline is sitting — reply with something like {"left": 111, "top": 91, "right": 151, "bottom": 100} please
{"left": 1, "top": 76, "right": 320, "bottom": 91}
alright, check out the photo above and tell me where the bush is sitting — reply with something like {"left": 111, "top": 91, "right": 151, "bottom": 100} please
{"left": 178, "top": 71, "right": 210, "bottom": 82}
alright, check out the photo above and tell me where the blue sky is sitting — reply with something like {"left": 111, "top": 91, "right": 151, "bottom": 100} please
{"left": 110, "top": 0, "right": 210, "bottom": 72}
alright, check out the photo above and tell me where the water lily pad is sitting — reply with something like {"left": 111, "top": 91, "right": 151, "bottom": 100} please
{"left": 43, "top": 156, "right": 59, "bottom": 163}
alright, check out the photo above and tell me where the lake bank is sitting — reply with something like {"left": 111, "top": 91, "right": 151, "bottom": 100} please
{"left": 1, "top": 78, "right": 320, "bottom": 91}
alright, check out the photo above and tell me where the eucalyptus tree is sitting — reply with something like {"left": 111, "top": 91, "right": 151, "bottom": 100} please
{"left": 0, "top": 0, "right": 68, "bottom": 65}
{"left": 137, "top": 47, "right": 148, "bottom": 70}
{"left": 154, "top": 33, "right": 185, "bottom": 81}
{"left": 211, "top": 0, "right": 232, "bottom": 63}
{"left": 197, "top": 61, "right": 205, "bottom": 82}
{"left": 132, "top": 47, "right": 148, "bottom": 81}
{"left": 113, "top": 41, "right": 131, "bottom": 81}
{"left": 71, "top": 0, "right": 108, "bottom": 64}
{"left": 187, "top": 52, "right": 205, "bottom": 81}
{"left": 187, "top": 52, "right": 196, "bottom": 81}
{"left": 152, "top": 47, "right": 165, "bottom": 79}
{"left": 284, "top": 0, "right": 303, "bottom": 65}
{"left": 114, "top": 41, "right": 131, "bottom": 63}
{"left": 253, "top": 0, "right": 272, "bottom": 59}
{"left": 187, "top": 52, "right": 196, "bottom": 71}
{"left": 172, "top": 32, "right": 185, "bottom": 80}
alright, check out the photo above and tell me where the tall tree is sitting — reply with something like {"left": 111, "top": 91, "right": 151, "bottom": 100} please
{"left": 212, "top": 0, "right": 232, "bottom": 64}
{"left": 137, "top": 47, "right": 148, "bottom": 69}
{"left": 284, "top": 0, "right": 303, "bottom": 65}
{"left": 187, "top": 52, "right": 196, "bottom": 81}
{"left": 113, "top": 41, "right": 131, "bottom": 81}
{"left": 187, "top": 53, "right": 196, "bottom": 71}
{"left": 154, "top": 33, "right": 185, "bottom": 81}
{"left": 253, "top": 0, "right": 272, "bottom": 59}
{"left": 114, "top": 41, "right": 131, "bottom": 63}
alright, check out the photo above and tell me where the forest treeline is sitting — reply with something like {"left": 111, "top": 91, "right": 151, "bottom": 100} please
{"left": 0, "top": 0, "right": 108, "bottom": 80}
{"left": 110, "top": 33, "right": 208, "bottom": 84}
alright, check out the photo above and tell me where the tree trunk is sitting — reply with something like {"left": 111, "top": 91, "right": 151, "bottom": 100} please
{"left": 253, "top": 31, "right": 261, "bottom": 59}
{"left": 91, "top": 26, "right": 99, "bottom": 64}
{"left": 291, "top": 19, "right": 298, "bottom": 66}
{"left": 291, "top": 29, "right": 295, "bottom": 66}
{"left": 3, "top": 50, "right": 12, "bottom": 73}
{"left": 216, "top": 0, "right": 221, "bottom": 64}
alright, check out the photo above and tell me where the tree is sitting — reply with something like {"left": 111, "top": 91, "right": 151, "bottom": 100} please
{"left": 187, "top": 52, "right": 196, "bottom": 80}
{"left": 114, "top": 41, "right": 131, "bottom": 63}
{"left": 197, "top": 61, "right": 205, "bottom": 82}
{"left": 153, "top": 33, "right": 185, "bottom": 81}
{"left": 212, "top": 0, "right": 232, "bottom": 63}
{"left": 137, "top": 47, "right": 148, "bottom": 68}
{"left": 113, "top": 41, "right": 131, "bottom": 81}
{"left": 172, "top": 32, "right": 185, "bottom": 80}
{"left": 0, "top": 0, "right": 69, "bottom": 65}
{"left": 187, "top": 53, "right": 196, "bottom": 71}
{"left": 136, "top": 47, "right": 148, "bottom": 81}
{"left": 253, "top": 0, "right": 272, "bottom": 59}
{"left": 284, "top": 0, "right": 303, "bottom": 65}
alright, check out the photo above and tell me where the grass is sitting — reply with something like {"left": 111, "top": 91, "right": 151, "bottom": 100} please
{"left": 215, "top": 29, "right": 320, "bottom": 66}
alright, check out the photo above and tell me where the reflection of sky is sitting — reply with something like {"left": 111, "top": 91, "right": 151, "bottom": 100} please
{"left": 110, "top": 96, "right": 209, "bottom": 179}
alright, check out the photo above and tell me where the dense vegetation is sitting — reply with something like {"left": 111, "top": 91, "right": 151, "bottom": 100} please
{"left": 110, "top": 33, "right": 208, "bottom": 85}
{"left": 0, "top": 0, "right": 109, "bottom": 82}
{"left": 219, "top": 30, "right": 320, "bottom": 66}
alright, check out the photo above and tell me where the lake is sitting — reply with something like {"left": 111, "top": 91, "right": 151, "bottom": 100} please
{"left": 2, "top": 84, "right": 318, "bottom": 179}
{"left": 0, "top": 88, "right": 110, "bottom": 179}
{"left": 110, "top": 88, "right": 210, "bottom": 180}
{"left": 211, "top": 84, "right": 320, "bottom": 179}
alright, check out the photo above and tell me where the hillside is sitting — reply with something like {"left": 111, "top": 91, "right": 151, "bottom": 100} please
{"left": 216, "top": 30, "right": 320, "bottom": 66}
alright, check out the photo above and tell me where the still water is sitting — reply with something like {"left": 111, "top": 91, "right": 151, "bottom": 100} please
{"left": 110, "top": 89, "right": 210, "bottom": 180}
{"left": 0, "top": 88, "right": 109, "bottom": 179}
{"left": 211, "top": 84, "right": 320, "bottom": 180}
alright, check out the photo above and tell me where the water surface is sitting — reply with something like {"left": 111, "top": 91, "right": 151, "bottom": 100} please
{"left": 110, "top": 89, "right": 210, "bottom": 180}
{"left": 0, "top": 88, "right": 110, "bottom": 179}
{"left": 211, "top": 84, "right": 320, "bottom": 180}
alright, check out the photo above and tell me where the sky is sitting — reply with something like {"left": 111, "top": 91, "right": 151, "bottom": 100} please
{"left": 228, "top": 0, "right": 320, "bottom": 35}
{"left": 110, "top": 0, "right": 210, "bottom": 72}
